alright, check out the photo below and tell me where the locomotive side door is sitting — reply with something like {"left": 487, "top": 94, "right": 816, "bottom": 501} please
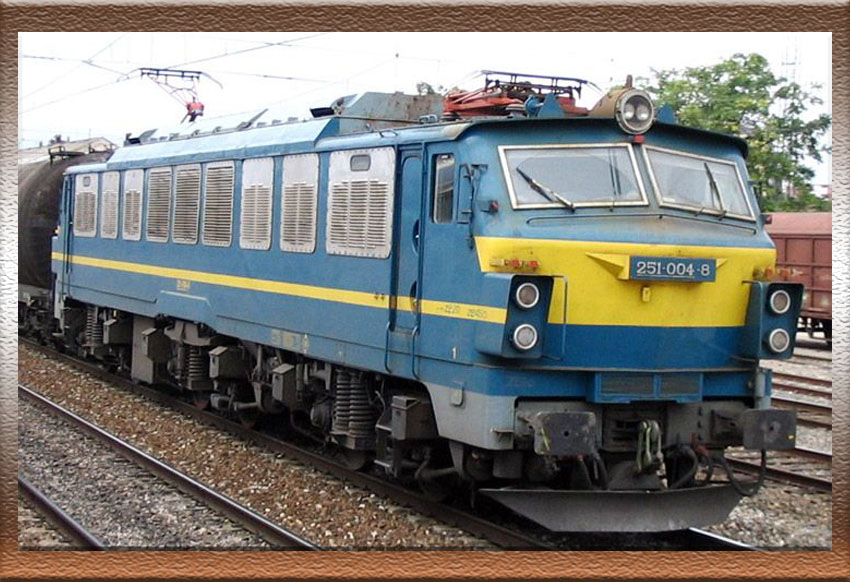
{"left": 386, "top": 144, "right": 426, "bottom": 375}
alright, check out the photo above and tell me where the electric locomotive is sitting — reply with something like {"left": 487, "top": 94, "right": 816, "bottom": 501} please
{"left": 42, "top": 72, "right": 802, "bottom": 532}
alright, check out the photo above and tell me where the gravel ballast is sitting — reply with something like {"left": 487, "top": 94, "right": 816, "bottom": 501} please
{"left": 19, "top": 397, "right": 272, "bottom": 549}
{"left": 18, "top": 496, "right": 74, "bottom": 549}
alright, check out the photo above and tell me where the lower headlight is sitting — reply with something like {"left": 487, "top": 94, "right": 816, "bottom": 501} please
{"left": 512, "top": 324, "right": 539, "bottom": 351}
{"left": 767, "top": 328, "right": 791, "bottom": 353}
{"left": 769, "top": 289, "right": 791, "bottom": 315}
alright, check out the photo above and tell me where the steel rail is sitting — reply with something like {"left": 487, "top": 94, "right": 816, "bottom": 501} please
{"left": 773, "top": 382, "right": 832, "bottom": 400}
{"left": 791, "top": 352, "right": 832, "bottom": 363}
{"left": 19, "top": 383, "right": 318, "bottom": 550}
{"left": 18, "top": 474, "right": 106, "bottom": 550}
{"left": 725, "top": 454, "right": 831, "bottom": 493}
{"left": 772, "top": 372, "right": 832, "bottom": 390}
{"left": 684, "top": 528, "right": 757, "bottom": 551}
{"left": 771, "top": 395, "right": 832, "bottom": 429}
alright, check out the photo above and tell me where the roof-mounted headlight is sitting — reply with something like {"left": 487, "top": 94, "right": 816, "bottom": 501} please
{"left": 616, "top": 89, "right": 654, "bottom": 135}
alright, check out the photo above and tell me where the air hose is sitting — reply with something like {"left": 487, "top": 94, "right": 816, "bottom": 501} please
{"left": 718, "top": 449, "right": 767, "bottom": 497}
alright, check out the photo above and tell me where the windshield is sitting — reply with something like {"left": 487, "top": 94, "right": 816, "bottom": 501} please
{"left": 645, "top": 148, "right": 753, "bottom": 219}
{"left": 501, "top": 145, "right": 645, "bottom": 208}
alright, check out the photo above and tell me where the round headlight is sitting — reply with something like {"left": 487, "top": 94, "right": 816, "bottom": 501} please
{"left": 767, "top": 328, "right": 791, "bottom": 354}
{"left": 769, "top": 289, "right": 791, "bottom": 315}
{"left": 512, "top": 324, "right": 539, "bottom": 351}
{"left": 514, "top": 283, "right": 540, "bottom": 310}
{"left": 616, "top": 89, "right": 655, "bottom": 135}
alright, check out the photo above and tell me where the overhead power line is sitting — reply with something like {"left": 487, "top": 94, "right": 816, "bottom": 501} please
{"left": 165, "top": 32, "right": 333, "bottom": 69}
{"left": 22, "top": 33, "right": 126, "bottom": 100}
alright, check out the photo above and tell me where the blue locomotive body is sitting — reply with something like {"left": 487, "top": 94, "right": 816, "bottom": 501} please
{"left": 50, "top": 86, "right": 801, "bottom": 531}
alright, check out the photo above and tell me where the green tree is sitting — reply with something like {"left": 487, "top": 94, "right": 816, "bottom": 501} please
{"left": 644, "top": 53, "right": 831, "bottom": 212}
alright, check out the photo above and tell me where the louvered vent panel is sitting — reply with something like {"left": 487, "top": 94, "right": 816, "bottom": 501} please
{"left": 123, "top": 189, "right": 142, "bottom": 240}
{"left": 146, "top": 169, "right": 172, "bottom": 242}
{"left": 240, "top": 184, "right": 272, "bottom": 249}
{"left": 327, "top": 179, "right": 392, "bottom": 258}
{"left": 282, "top": 182, "right": 317, "bottom": 252}
{"left": 173, "top": 166, "right": 201, "bottom": 244}
{"left": 101, "top": 190, "right": 119, "bottom": 238}
{"left": 202, "top": 164, "right": 234, "bottom": 247}
{"left": 73, "top": 191, "right": 97, "bottom": 237}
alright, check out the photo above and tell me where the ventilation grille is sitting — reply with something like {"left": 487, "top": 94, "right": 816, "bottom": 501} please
{"left": 600, "top": 374, "right": 654, "bottom": 396}
{"left": 173, "top": 166, "right": 201, "bottom": 244}
{"left": 659, "top": 374, "right": 701, "bottom": 396}
{"left": 122, "top": 170, "right": 143, "bottom": 241}
{"left": 100, "top": 190, "right": 119, "bottom": 238}
{"left": 240, "top": 184, "right": 272, "bottom": 250}
{"left": 202, "top": 163, "right": 234, "bottom": 247}
{"left": 281, "top": 182, "right": 317, "bottom": 252}
{"left": 123, "top": 189, "right": 142, "bottom": 240}
{"left": 100, "top": 172, "right": 119, "bottom": 239}
{"left": 73, "top": 191, "right": 97, "bottom": 237}
{"left": 327, "top": 179, "right": 391, "bottom": 258}
{"left": 146, "top": 168, "right": 172, "bottom": 242}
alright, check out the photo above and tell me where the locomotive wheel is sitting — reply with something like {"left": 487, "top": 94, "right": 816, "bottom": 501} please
{"left": 239, "top": 409, "right": 260, "bottom": 429}
{"left": 416, "top": 473, "right": 455, "bottom": 502}
{"left": 340, "top": 448, "right": 371, "bottom": 471}
{"left": 192, "top": 391, "right": 212, "bottom": 411}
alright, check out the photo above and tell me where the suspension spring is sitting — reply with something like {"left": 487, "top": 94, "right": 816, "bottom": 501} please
{"left": 348, "top": 372, "right": 376, "bottom": 438}
{"left": 332, "top": 370, "right": 352, "bottom": 433}
{"left": 186, "top": 346, "right": 208, "bottom": 383}
{"left": 85, "top": 306, "right": 102, "bottom": 346}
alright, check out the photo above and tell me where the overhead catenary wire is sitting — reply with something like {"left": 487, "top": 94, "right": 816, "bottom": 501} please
{"left": 165, "top": 32, "right": 333, "bottom": 69}
{"left": 22, "top": 33, "right": 126, "bottom": 100}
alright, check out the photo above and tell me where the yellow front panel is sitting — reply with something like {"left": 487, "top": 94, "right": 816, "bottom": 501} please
{"left": 475, "top": 237, "right": 776, "bottom": 327}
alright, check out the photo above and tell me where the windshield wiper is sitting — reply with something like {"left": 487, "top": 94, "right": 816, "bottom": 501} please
{"left": 703, "top": 162, "right": 728, "bottom": 217}
{"left": 515, "top": 167, "right": 575, "bottom": 211}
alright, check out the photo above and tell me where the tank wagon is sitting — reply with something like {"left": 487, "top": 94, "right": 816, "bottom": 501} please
{"left": 34, "top": 73, "right": 802, "bottom": 532}
{"left": 19, "top": 139, "right": 114, "bottom": 335}
{"left": 766, "top": 212, "right": 832, "bottom": 345}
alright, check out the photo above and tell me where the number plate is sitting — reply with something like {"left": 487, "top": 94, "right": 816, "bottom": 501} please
{"left": 630, "top": 256, "right": 716, "bottom": 282}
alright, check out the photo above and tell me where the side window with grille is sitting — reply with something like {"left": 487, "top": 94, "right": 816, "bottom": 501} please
{"left": 172, "top": 164, "right": 201, "bottom": 244}
{"left": 73, "top": 173, "right": 98, "bottom": 237}
{"left": 240, "top": 157, "right": 274, "bottom": 250}
{"left": 432, "top": 154, "right": 455, "bottom": 223}
{"left": 202, "top": 161, "right": 235, "bottom": 247}
{"left": 122, "top": 169, "right": 144, "bottom": 240}
{"left": 326, "top": 147, "right": 395, "bottom": 259}
{"left": 281, "top": 154, "right": 319, "bottom": 253}
{"left": 146, "top": 167, "right": 172, "bottom": 242}
{"left": 100, "top": 172, "right": 119, "bottom": 238}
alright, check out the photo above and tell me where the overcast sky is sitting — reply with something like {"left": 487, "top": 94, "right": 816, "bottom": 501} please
{"left": 18, "top": 32, "right": 832, "bottom": 183}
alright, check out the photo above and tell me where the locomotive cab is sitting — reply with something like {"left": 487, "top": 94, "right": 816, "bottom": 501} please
{"left": 418, "top": 84, "right": 803, "bottom": 530}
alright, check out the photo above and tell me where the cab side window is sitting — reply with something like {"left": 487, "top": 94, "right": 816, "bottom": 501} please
{"left": 432, "top": 154, "right": 455, "bottom": 223}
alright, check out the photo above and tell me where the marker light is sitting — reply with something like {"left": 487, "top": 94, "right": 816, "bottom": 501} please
{"left": 769, "top": 289, "right": 791, "bottom": 315}
{"left": 512, "top": 324, "right": 539, "bottom": 351}
{"left": 767, "top": 328, "right": 791, "bottom": 354}
{"left": 616, "top": 89, "right": 655, "bottom": 135}
{"left": 515, "top": 283, "right": 540, "bottom": 310}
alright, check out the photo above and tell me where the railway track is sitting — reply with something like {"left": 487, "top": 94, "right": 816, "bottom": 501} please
{"left": 772, "top": 394, "right": 832, "bottom": 429}
{"left": 19, "top": 383, "right": 318, "bottom": 550}
{"left": 18, "top": 474, "right": 106, "bottom": 550}
{"left": 725, "top": 447, "right": 831, "bottom": 493}
{"left": 772, "top": 371, "right": 832, "bottom": 391}
{"left": 20, "top": 338, "right": 755, "bottom": 550}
